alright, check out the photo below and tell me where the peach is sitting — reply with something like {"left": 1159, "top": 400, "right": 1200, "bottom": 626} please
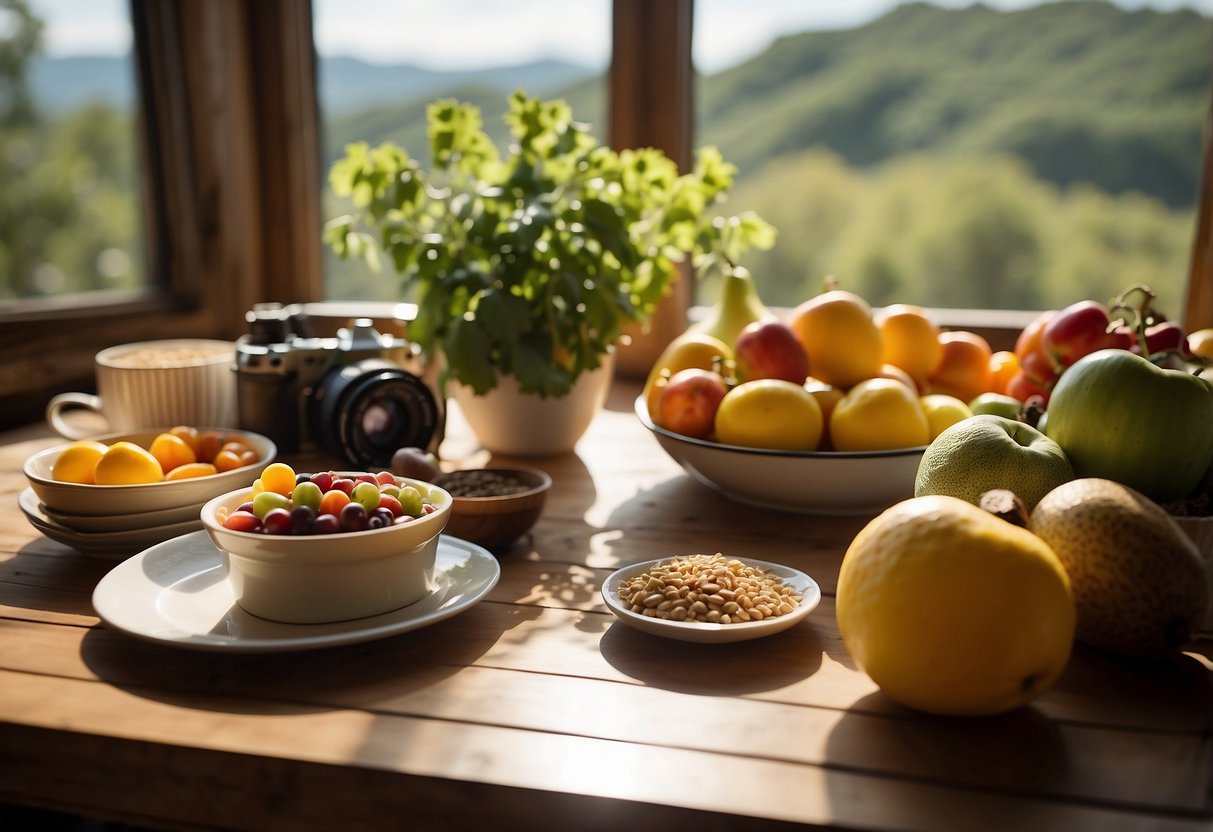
{"left": 654, "top": 368, "right": 729, "bottom": 440}
{"left": 928, "top": 330, "right": 993, "bottom": 403}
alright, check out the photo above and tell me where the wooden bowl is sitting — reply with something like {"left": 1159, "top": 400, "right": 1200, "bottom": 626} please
{"left": 434, "top": 467, "right": 552, "bottom": 551}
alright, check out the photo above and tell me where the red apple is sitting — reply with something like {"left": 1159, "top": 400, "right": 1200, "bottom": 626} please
{"left": 733, "top": 319, "right": 810, "bottom": 384}
{"left": 654, "top": 368, "right": 729, "bottom": 439}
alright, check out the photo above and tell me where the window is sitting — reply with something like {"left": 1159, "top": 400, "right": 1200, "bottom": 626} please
{"left": 0, "top": 0, "right": 143, "bottom": 303}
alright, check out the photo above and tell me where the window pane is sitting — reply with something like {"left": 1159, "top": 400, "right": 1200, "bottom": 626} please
{"left": 0, "top": 0, "right": 144, "bottom": 306}
{"left": 694, "top": 0, "right": 1211, "bottom": 316}
{"left": 313, "top": 0, "right": 611, "bottom": 302}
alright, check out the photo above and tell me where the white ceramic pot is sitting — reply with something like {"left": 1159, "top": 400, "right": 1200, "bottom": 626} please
{"left": 451, "top": 356, "right": 614, "bottom": 457}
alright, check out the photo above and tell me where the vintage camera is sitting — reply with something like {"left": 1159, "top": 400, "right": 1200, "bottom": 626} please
{"left": 235, "top": 302, "right": 443, "bottom": 469}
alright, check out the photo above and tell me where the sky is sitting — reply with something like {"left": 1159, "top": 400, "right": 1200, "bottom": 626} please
{"left": 24, "top": 0, "right": 1213, "bottom": 74}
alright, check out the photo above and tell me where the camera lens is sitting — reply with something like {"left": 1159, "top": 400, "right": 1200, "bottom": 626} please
{"left": 309, "top": 358, "right": 441, "bottom": 468}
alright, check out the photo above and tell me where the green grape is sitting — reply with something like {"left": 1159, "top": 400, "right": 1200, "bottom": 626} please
{"left": 351, "top": 481, "right": 381, "bottom": 511}
{"left": 290, "top": 480, "right": 323, "bottom": 512}
{"left": 251, "top": 491, "right": 290, "bottom": 520}
{"left": 397, "top": 485, "right": 423, "bottom": 517}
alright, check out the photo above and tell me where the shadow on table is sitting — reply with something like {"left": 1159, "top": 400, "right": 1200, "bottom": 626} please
{"left": 823, "top": 692, "right": 1071, "bottom": 810}
{"left": 0, "top": 539, "right": 116, "bottom": 618}
{"left": 78, "top": 594, "right": 512, "bottom": 717}
{"left": 597, "top": 616, "right": 826, "bottom": 696}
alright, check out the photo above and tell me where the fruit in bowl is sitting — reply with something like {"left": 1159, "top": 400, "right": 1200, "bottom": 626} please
{"left": 23, "top": 428, "right": 276, "bottom": 516}
{"left": 636, "top": 396, "right": 924, "bottom": 515}
{"left": 200, "top": 463, "right": 452, "bottom": 624}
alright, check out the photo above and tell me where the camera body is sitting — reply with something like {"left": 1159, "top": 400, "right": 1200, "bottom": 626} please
{"left": 235, "top": 303, "right": 444, "bottom": 468}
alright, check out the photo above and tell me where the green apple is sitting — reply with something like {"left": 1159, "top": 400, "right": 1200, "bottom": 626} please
{"left": 915, "top": 414, "right": 1075, "bottom": 511}
{"left": 1045, "top": 349, "right": 1213, "bottom": 502}
{"left": 969, "top": 392, "right": 1022, "bottom": 420}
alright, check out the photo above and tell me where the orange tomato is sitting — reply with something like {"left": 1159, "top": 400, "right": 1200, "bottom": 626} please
{"left": 149, "top": 432, "right": 197, "bottom": 474}
{"left": 988, "top": 350, "right": 1020, "bottom": 396}
{"left": 164, "top": 462, "right": 219, "bottom": 480}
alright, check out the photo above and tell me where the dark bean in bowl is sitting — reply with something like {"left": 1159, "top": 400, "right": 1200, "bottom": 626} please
{"left": 433, "top": 467, "right": 552, "bottom": 551}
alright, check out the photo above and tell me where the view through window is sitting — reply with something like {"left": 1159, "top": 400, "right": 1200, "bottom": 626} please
{"left": 695, "top": 0, "right": 1213, "bottom": 318}
{"left": 0, "top": 0, "right": 143, "bottom": 308}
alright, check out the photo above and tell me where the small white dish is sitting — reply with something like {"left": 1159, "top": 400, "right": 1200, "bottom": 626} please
{"left": 19, "top": 487, "right": 202, "bottom": 559}
{"left": 92, "top": 531, "right": 500, "bottom": 652}
{"left": 601, "top": 556, "right": 821, "bottom": 644}
{"left": 200, "top": 475, "right": 452, "bottom": 624}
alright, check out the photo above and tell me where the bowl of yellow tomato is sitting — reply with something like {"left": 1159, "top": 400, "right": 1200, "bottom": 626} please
{"left": 23, "top": 426, "right": 276, "bottom": 516}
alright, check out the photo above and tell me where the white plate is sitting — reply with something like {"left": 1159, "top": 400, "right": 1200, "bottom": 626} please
{"left": 92, "top": 531, "right": 501, "bottom": 652}
{"left": 40, "top": 494, "right": 202, "bottom": 532}
{"left": 636, "top": 396, "right": 923, "bottom": 515}
{"left": 19, "top": 487, "right": 202, "bottom": 559}
{"left": 601, "top": 556, "right": 821, "bottom": 644}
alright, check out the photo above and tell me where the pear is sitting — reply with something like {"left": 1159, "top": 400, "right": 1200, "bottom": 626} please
{"left": 689, "top": 265, "right": 772, "bottom": 349}
{"left": 1029, "top": 478, "right": 1207, "bottom": 657}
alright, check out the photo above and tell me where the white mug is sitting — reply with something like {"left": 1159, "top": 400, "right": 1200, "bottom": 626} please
{"left": 47, "top": 339, "right": 238, "bottom": 440}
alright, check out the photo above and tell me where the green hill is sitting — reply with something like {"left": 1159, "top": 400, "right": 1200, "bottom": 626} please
{"left": 698, "top": 0, "right": 1210, "bottom": 208}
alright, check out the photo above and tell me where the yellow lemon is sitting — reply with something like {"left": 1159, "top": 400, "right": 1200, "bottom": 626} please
{"left": 830, "top": 378, "right": 930, "bottom": 451}
{"left": 93, "top": 441, "right": 164, "bottom": 485}
{"left": 788, "top": 290, "right": 883, "bottom": 389}
{"left": 919, "top": 393, "right": 972, "bottom": 441}
{"left": 643, "top": 332, "right": 733, "bottom": 416}
{"left": 714, "top": 379, "right": 823, "bottom": 451}
{"left": 837, "top": 495, "right": 1075, "bottom": 716}
{"left": 52, "top": 440, "right": 109, "bottom": 484}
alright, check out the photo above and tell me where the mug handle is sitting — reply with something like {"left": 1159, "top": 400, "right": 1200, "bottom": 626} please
{"left": 46, "top": 392, "right": 107, "bottom": 440}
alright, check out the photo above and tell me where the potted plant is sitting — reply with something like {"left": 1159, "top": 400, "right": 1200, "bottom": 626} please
{"left": 325, "top": 91, "right": 772, "bottom": 456}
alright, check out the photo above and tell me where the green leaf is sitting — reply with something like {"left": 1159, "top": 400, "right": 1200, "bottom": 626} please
{"left": 443, "top": 317, "right": 497, "bottom": 394}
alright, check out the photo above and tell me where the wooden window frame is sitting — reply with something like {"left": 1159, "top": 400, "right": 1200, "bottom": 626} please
{"left": 0, "top": 0, "right": 322, "bottom": 430}
{"left": 1, "top": 0, "right": 1208, "bottom": 429}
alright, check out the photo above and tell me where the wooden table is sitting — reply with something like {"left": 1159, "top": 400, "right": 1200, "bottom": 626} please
{"left": 1, "top": 380, "right": 1211, "bottom": 831}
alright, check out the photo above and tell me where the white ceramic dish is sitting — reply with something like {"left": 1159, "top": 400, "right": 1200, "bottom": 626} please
{"left": 200, "top": 477, "right": 452, "bottom": 624}
{"left": 601, "top": 556, "right": 821, "bottom": 644}
{"left": 635, "top": 396, "right": 924, "bottom": 515}
{"left": 23, "top": 428, "right": 276, "bottom": 516}
{"left": 92, "top": 531, "right": 500, "bottom": 653}
{"left": 40, "top": 496, "right": 202, "bottom": 533}
{"left": 19, "top": 488, "right": 202, "bottom": 559}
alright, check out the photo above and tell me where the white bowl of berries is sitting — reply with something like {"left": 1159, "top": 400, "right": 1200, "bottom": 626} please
{"left": 200, "top": 463, "right": 452, "bottom": 624}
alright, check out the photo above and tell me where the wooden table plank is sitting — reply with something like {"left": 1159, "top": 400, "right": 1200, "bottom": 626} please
{"left": 1, "top": 670, "right": 1210, "bottom": 832}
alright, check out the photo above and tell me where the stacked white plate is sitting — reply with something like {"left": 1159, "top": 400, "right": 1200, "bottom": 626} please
{"left": 21, "top": 429, "right": 276, "bottom": 560}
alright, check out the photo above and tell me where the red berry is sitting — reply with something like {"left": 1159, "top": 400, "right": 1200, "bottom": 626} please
{"left": 223, "top": 510, "right": 261, "bottom": 533}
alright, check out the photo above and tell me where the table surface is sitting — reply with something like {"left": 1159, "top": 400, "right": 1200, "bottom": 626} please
{"left": 2, "top": 380, "right": 1211, "bottom": 832}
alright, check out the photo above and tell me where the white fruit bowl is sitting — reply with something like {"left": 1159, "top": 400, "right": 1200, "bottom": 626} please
{"left": 200, "top": 477, "right": 452, "bottom": 624}
{"left": 636, "top": 396, "right": 925, "bottom": 516}
{"left": 23, "top": 429, "right": 277, "bottom": 516}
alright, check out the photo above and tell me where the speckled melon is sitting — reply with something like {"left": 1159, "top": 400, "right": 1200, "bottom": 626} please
{"left": 1029, "top": 478, "right": 1207, "bottom": 657}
